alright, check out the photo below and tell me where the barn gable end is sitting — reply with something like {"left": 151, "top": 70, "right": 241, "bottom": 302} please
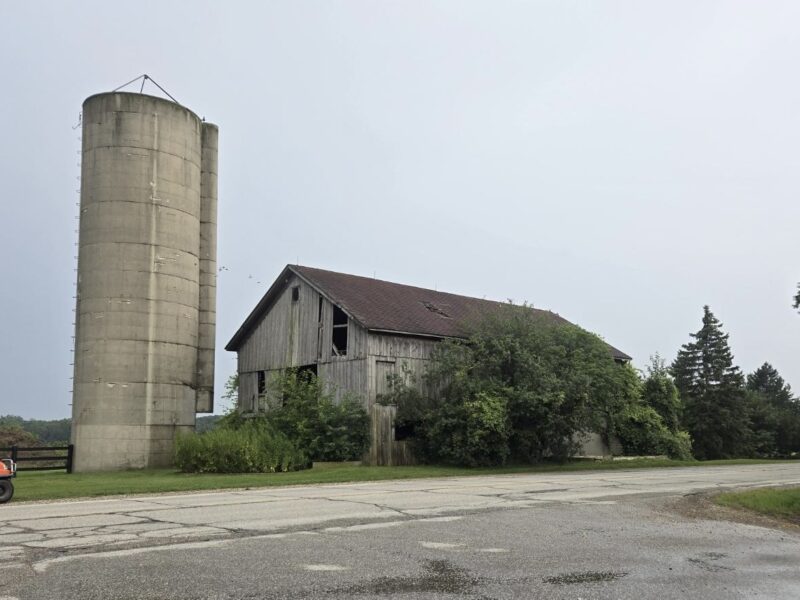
{"left": 234, "top": 269, "right": 369, "bottom": 412}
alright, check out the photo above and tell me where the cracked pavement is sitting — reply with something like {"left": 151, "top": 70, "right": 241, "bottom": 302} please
{"left": 2, "top": 463, "right": 799, "bottom": 566}
{"left": 1, "top": 463, "right": 799, "bottom": 598}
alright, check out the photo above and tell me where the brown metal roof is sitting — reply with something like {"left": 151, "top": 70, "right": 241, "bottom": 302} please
{"left": 226, "top": 265, "right": 632, "bottom": 361}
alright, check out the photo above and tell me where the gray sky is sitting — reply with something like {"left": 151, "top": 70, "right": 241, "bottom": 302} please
{"left": 1, "top": 1, "right": 798, "bottom": 419}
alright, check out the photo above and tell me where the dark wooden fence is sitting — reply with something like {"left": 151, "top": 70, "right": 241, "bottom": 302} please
{"left": 0, "top": 445, "right": 74, "bottom": 473}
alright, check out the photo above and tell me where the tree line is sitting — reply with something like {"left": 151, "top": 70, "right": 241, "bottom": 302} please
{"left": 0, "top": 415, "right": 221, "bottom": 447}
{"left": 0, "top": 416, "right": 71, "bottom": 447}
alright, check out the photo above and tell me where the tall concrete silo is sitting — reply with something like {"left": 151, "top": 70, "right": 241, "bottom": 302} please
{"left": 71, "top": 92, "right": 218, "bottom": 471}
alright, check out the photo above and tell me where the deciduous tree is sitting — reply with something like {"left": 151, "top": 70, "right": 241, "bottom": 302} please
{"left": 0, "top": 425, "right": 39, "bottom": 447}
{"left": 641, "top": 354, "right": 683, "bottom": 433}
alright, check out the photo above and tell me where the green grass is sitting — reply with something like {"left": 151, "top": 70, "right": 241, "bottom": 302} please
{"left": 715, "top": 487, "right": 800, "bottom": 523}
{"left": 9, "top": 458, "right": 784, "bottom": 503}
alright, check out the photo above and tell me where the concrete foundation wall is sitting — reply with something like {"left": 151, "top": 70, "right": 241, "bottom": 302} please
{"left": 71, "top": 92, "right": 218, "bottom": 471}
{"left": 572, "top": 431, "right": 623, "bottom": 458}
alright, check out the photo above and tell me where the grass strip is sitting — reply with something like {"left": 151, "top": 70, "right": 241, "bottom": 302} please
{"left": 11, "top": 458, "right": 784, "bottom": 503}
{"left": 715, "top": 486, "right": 800, "bottom": 523}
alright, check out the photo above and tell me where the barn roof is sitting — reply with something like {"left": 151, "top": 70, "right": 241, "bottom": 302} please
{"left": 225, "top": 264, "right": 631, "bottom": 361}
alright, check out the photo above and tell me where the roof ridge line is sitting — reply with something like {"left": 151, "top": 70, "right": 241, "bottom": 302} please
{"left": 293, "top": 264, "right": 529, "bottom": 308}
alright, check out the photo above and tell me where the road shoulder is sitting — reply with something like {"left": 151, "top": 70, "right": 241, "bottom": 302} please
{"left": 666, "top": 487, "right": 800, "bottom": 534}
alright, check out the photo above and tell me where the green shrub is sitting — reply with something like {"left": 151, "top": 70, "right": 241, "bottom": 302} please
{"left": 175, "top": 420, "right": 307, "bottom": 473}
{"left": 311, "top": 397, "right": 370, "bottom": 461}
{"left": 614, "top": 403, "right": 693, "bottom": 460}
{"left": 419, "top": 392, "right": 510, "bottom": 467}
{"left": 246, "top": 370, "right": 370, "bottom": 462}
{"left": 379, "top": 367, "right": 431, "bottom": 445}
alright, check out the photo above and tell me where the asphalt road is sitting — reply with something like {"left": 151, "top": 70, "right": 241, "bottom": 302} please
{"left": 1, "top": 463, "right": 799, "bottom": 599}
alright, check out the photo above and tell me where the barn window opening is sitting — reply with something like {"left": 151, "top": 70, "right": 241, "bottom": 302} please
{"left": 257, "top": 371, "right": 266, "bottom": 395}
{"left": 291, "top": 286, "right": 300, "bottom": 302}
{"left": 394, "top": 420, "right": 417, "bottom": 441}
{"left": 332, "top": 305, "right": 348, "bottom": 356}
{"left": 295, "top": 363, "right": 318, "bottom": 380}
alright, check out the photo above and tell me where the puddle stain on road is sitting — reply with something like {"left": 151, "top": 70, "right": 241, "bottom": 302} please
{"left": 334, "top": 559, "right": 484, "bottom": 596}
{"left": 543, "top": 571, "right": 628, "bottom": 585}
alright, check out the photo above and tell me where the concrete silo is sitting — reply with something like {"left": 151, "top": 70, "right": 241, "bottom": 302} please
{"left": 71, "top": 92, "right": 217, "bottom": 471}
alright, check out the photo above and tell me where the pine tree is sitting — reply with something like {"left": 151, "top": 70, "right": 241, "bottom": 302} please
{"left": 747, "top": 363, "right": 794, "bottom": 408}
{"left": 747, "top": 362, "right": 800, "bottom": 455}
{"left": 671, "top": 306, "right": 750, "bottom": 459}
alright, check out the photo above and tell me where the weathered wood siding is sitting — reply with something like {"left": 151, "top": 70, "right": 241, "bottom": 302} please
{"left": 239, "top": 370, "right": 258, "bottom": 412}
{"left": 366, "top": 404, "right": 416, "bottom": 466}
{"left": 318, "top": 358, "right": 369, "bottom": 403}
{"left": 236, "top": 274, "right": 369, "bottom": 412}
{"left": 367, "top": 333, "right": 440, "bottom": 406}
{"left": 239, "top": 275, "right": 316, "bottom": 371}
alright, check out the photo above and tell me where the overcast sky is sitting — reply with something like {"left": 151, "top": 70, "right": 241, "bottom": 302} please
{"left": 1, "top": 1, "right": 798, "bottom": 420}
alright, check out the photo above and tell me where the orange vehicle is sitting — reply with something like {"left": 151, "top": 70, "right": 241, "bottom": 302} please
{"left": 0, "top": 458, "right": 16, "bottom": 503}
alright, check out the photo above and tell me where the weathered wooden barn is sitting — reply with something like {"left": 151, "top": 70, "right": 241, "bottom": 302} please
{"left": 226, "top": 265, "right": 631, "bottom": 462}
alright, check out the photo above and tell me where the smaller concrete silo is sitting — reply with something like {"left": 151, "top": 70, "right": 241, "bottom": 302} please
{"left": 196, "top": 123, "right": 218, "bottom": 413}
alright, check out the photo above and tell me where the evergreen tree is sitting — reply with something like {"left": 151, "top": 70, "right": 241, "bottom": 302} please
{"left": 747, "top": 363, "right": 794, "bottom": 408}
{"left": 743, "top": 390, "right": 778, "bottom": 457}
{"left": 747, "top": 362, "right": 800, "bottom": 455}
{"left": 671, "top": 306, "right": 750, "bottom": 459}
